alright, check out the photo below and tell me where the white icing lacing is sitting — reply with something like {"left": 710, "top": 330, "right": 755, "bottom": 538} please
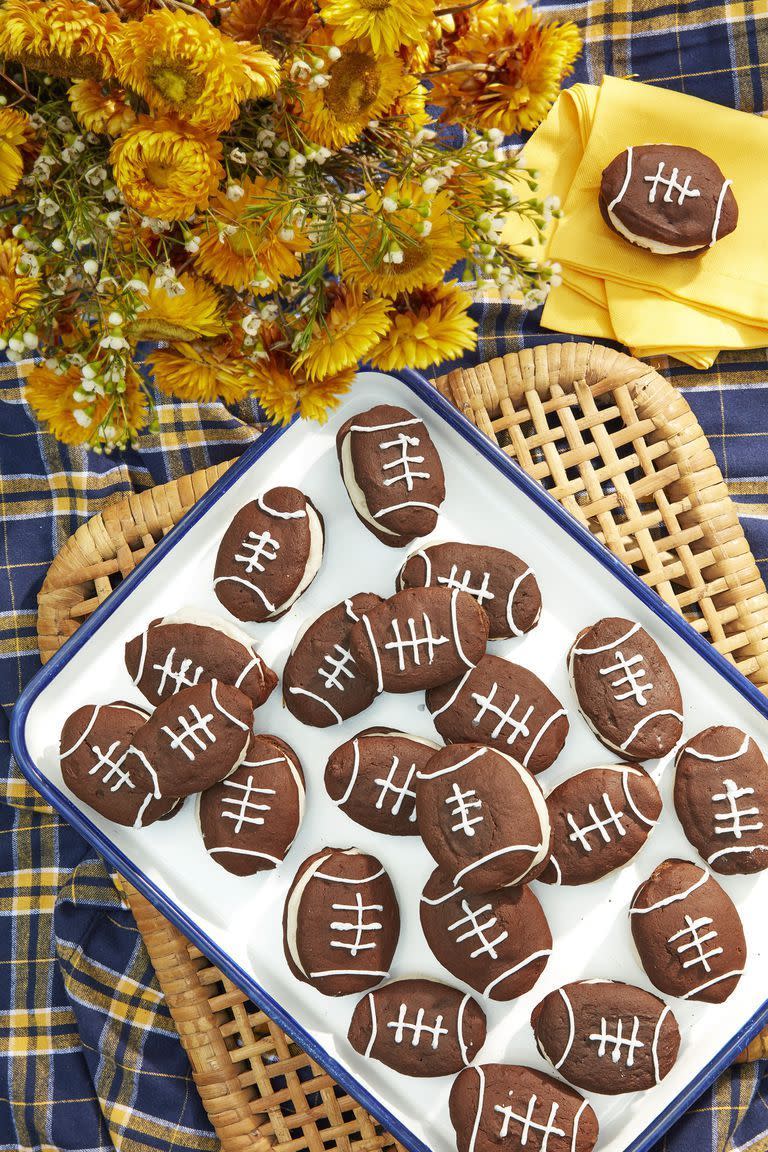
{"left": 220, "top": 775, "right": 275, "bottom": 833}
{"left": 566, "top": 793, "right": 626, "bottom": 853}
{"left": 471, "top": 683, "right": 534, "bottom": 746}
{"left": 152, "top": 647, "right": 204, "bottom": 695}
{"left": 386, "top": 1004, "right": 447, "bottom": 1049}
{"left": 234, "top": 529, "right": 280, "bottom": 575}
{"left": 446, "top": 781, "right": 484, "bottom": 837}
{"left": 373, "top": 755, "right": 418, "bottom": 822}
{"left": 599, "top": 650, "right": 653, "bottom": 706}
{"left": 161, "top": 704, "right": 216, "bottom": 762}
{"left": 329, "top": 891, "right": 383, "bottom": 956}
{"left": 644, "top": 162, "right": 701, "bottom": 205}
{"left": 494, "top": 1096, "right": 565, "bottom": 1152}
{"left": 384, "top": 613, "right": 448, "bottom": 670}
{"left": 588, "top": 1016, "right": 644, "bottom": 1067}
{"left": 667, "top": 913, "right": 723, "bottom": 972}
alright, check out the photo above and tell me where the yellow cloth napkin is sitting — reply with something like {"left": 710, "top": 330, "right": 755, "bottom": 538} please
{"left": 508, "top": 75, "right": 768, "bottom": 367}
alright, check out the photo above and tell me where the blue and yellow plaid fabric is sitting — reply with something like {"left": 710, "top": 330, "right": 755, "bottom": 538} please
{"left": 3, "top": 2, "right": 768, "bottom": 1149}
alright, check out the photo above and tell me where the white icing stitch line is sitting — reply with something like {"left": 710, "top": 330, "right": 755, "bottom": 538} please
{"left": 468, "top": 1066, "right": 485, "bottom": 1152}
{"left": 608, "top": 146, "right": 634, "bottom": 211}
{"left": 573, "top": 621, "right": 641, "bottom": 656}
{"left": 457, "top": 993, "right": 470, "bottom": 1065}
{"left": 684, "top": 733, "right": 750, "bottom": 762}
{"left": 482, "top": 949, "right": 552, "bottom": 998}
{"left": 554, "top": 988, "right": 575, "bottom": 1069}
{"left": 630, "top": 865, "right": 709, "bottom": 916}
{"left": 288, "top": 686, "right": 343, "bottom": 725}
{"left": 337, "top": 739, "right": 361, "bottom": 806}
{"left": 364, "top": 992, "right": 378, "bottom": 1058}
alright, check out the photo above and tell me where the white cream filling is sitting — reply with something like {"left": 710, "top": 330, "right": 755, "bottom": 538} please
{"left": 285, "top": 853, "right": 331, "bottom": 976}
{"left": 606, "top": 204, "right": 703, "bottom": 254}
{"left": 159, "top": 608, "right": 261, "bottom": 650}
{"left": 273, "top": 503, "right": 324, "bottom": 616}
{"left": 340, "top": 432, "right": 399, "bottom": 538}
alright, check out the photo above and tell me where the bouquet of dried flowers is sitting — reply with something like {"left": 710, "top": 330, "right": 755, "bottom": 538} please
{"left": 0, "top": 0, "right": 580, "bottom": 450}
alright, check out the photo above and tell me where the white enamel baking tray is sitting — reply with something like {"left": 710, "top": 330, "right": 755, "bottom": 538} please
{"left": 11, "top": 369, "right": 768, "bottom": 1152}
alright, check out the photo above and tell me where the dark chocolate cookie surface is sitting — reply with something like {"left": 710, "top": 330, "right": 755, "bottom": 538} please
{"left": 198, "top": 734, "right": 304, "bottom": 875}
{"left": 349, "top": 587, "right": 488, "bottom": 693}
{"left": 674, "top": 725, "right": 768, "bottom": 875}
{"left": 283, "top": 847, "right": 399, "bottom": 996}
{"left": 325, "top": 727, "right": 439, "bottom": 835}
{"left": 568, "top": 617, "right": 683, "bottom": 760}
{"left": 131, "top": 679, "right": 252, "bottom": 798}
{"left": 284, "top": 594, "right": 383, "bottom": 727}
{"left": 337, "top": 404, "right": 445, "bottom": 547}
{"left": 420, "top": 867, "right": 551, "bottom": 1001}
{"left": 630, "top": 858, "right": 747, "bottom": 1002}
{"left": 397, "top": 542, "right": 541, "bottom": 640}
{"left": 426, "top": 654, "right": 568, "bottom": 773}
{"left": 214, "top": 487, "right": 324, "bottom": 622}
{"left": 348, "top": 979, "right": 486, "bottom": 1077}
{"left": 125, "top": 611, "right": 276, "bottom": 710}
{"left": 532, "top": 979, "right": 680, "bottom": 1094}
{"left": 450, "top": 1064, "right": 598, "bottom": 1152}
{"left": 416, "top": 743, "right": 551, "bottom": 891}
{"left": 540, "top": 764, "right": 661, "bottom": 885}
{"left": 600, "top": 144, "right": 737, "bottom": 255}
{"left": 60, "top": 701, "right": 174, "bottom": 827}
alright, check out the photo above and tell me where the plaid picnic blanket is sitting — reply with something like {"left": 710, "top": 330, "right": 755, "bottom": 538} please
{"left": 3, "top": 3, "right": 768, "bottom": 1150}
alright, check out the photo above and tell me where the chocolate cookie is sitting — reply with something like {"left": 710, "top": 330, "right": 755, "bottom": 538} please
{"left": 214, "top": 487, "right": 324, "bottom": 622}
{"left": 349, "top": 587, "right": 488, "bottom": 693}
{"left": 450, "top": 1064, "right": 598, "bottom": 1152}
{"left": 283, "top": 847, "right": 399, "bottom": 996}
{"left": 60, "top": 701, "right": 174, "bottom": 828}
{"left": 398, "top": 542, "right": 541, "bottom": 640}
{"left": 131, "top": 680, "right": 252, "bottom": 798}
{"left": 630, "top": 858, "right": 747, "bottom": 1002}
{"left": 420, "top": 867, "right": 552, "bottom": 1001}
{"left": 198, "top": 734, "right": 304, "bottom": 875}
{"left": 125, "top": 610, "right": 276, "bottom": 710}
{"left": 540, "top": 764, "right": 661, "bottom": 886}
{"left": 348, "top": 978, "right": 486, "bottom": 1077}
{"left": 416, "top": 744, "right": 551, "bottom": 891}
{"left": 568, "top": 618, "right": 683, "bottom": 760}
{"left": 600, "top": 144, "right": 737, "bottom": 256}
{"left": 426, "top": 654, "right": 569, "bottom": 773}
{"left": 674, "top": 725, "right": 768, "bottom": 875}
{"left": 336, "top": 403, "right": 445, "bottom": 547}
{"left": 324, "top": 727, "right": 439, "bottom": 835}
{"left": 283, "top": 594, "right": 383, "bottom": 727}
{"left": 532, "top": 979, "right": 680, "bottom": 1095}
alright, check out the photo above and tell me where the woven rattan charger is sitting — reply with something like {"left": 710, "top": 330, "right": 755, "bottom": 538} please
{"left": 37, "top": 342, "right": 768, "bottom": 1152}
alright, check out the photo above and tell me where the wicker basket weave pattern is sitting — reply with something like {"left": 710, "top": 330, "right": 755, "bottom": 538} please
{"left": 36, "top": 345, "right": 768, "bottom": 1152}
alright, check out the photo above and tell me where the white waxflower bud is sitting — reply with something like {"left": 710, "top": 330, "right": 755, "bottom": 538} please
{"left": 22, "top": 331, "right": 38, "bottom": 349}
{"left": 73, "top": 409, "right": 92, "bottom": 428}
{"left": 327, "top": 45, "right": 341, "bottom": 61}
{"left": 83, "top": 259, "right": 99, "bottom": 276}
{"left": 227, "top": 184, "right": 245, "bottom": 201}
{"left": 108, "top": 311, "right": 123, "bottom": 327}
{"left": 422, "top": 177, "right": 439, "bottom": 195}
{"left": 51, "top": 238, "right": 65, "bottom": 252}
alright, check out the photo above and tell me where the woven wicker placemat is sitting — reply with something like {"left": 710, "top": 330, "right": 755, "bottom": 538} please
{"left": 36, "top": 343, "right": 768, "bottom": 1152}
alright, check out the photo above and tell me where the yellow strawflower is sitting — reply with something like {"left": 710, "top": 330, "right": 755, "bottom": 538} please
{"left": 146, "top": 340, "right": 257, "bottom": 406}
{"left": 68, "top": 80, "right": 137, "bottom": 137}
{"left": 429, "top": 2, "right": 581, "bottom": 133}
{"left": 110, "top": 116, "right": 223, "bottom": 222}
{"left": 253, "top": 353, "right": 356, "bottom": 425}
{"left": 343, "top": 176, "right": 463, "bottom": 296}
{"left": 297, "top": 33, "right": 402, "bottom": 148}
{"left": 296, "top": 288, "right": 392, "bottom": 380}
{"left": 193, "top": 177, "right": 307, "bottom": 292}
{"left": 318, "top": 0, "right": 434, "bottom": 55}
{"left": 368, "top": 281, "right": 476, "bottom": 370}
{"left": 221, "top": 0, "right": 316, "bottom": 49}
{"left": 0, "top": 0, "right": 121, "bottom": 79}
{"left": 0, "top": 236, "right": 40, "bottom": 332}
{"left": 117, "top": 9, "right": 280, "bottom": 135}
{"left": 25, "top": 363, "right": 147, "bottom": 446}
{"left": 0, "top": 109, "right": 32, "bottom": 198}
{"left": 127, "top": 274, "right": 226, "bottom": 342}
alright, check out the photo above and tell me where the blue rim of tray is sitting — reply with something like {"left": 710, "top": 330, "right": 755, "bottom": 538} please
{"left": 10, "top": 365, "right": 768, "bottom": 1152}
